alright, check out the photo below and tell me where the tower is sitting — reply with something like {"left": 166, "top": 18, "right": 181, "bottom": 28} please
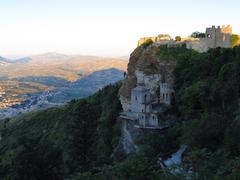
{"left": 160, "top": 83, "right": 174, "bottom": 105}
{"left": 205, "top": 25, "right": 232, "bottom": 48}
{"left": 131, "top": 86, "right": 151, "bottom": 113}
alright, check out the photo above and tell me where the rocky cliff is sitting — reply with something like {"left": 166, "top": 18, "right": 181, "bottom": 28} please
{"left": 118, "top": 44, "right": 178, "bottom": 154}
{"left": 119, "top": 45, "right": 177, "bottom": 111}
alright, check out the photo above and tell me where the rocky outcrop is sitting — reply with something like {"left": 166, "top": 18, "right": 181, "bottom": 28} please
{"left": 118, "top": 44, "right": 178, "bottom": 154}
{"left": 119, "top": 45, "right": 176, "bottom": 111}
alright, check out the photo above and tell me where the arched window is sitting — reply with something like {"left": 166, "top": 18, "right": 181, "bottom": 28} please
{"left": 144, "top": 94, "right": 147, "bottom": 102}
{"left": 166, "top": 93, "right": 168, "bottom": 100}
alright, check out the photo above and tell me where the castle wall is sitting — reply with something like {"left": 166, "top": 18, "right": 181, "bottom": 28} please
{"left": 220, "top": 25, "right": 232, "bottom": 34}
{"left": 138, "top": 34, "right": 172, "bottom": 46}
{"left": 140, "top": 25, "right": 235, "bottom": 53}
{"left": 205, "top": 25, "right": 232, "bottom": 49}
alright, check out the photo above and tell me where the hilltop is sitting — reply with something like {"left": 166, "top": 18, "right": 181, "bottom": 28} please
{"left": 1, "top": 26, "right": 240, "bottom": 179}
{"left": 1, "top": 41, "right": 240, "bottom": 179}
{"left": 138, "top": 25, "right": 240, "bottom": 52}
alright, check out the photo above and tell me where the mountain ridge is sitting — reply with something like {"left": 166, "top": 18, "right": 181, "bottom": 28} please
{"left": 0, "top": 53, "right": 128, "bottom": 81}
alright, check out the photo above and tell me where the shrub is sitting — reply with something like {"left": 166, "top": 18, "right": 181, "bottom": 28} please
{"left": 191, "top": 31, "right": 205, "bottom": 38}
{"left": 142, "top": 39, "right": 153, "bottom": 48}
{"left": 175, "top": 36, "right": 181, "bottom": 41}
{"left": 231, "top": 34, "right": 239, "bottom": 47}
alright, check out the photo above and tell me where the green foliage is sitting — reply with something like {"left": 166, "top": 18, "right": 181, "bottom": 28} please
{"left": 175, "top": 36, "right": 181, "bottom": 41}
{"left": 215, "top": 157, "right": 240, "bottom": 179}
{"left": 189, "top": 148, "right": 230, "bottom": 179}
{"left": 156, "top": 45, "right": 197, "bottom": 61}
{"left": 70, "top": 153, "right": 185, "bottom": 180}
{"left": 142, "top": 39, "right": 154, "bottom": 48}
{"left": 231, "top": 34, "right": 239, "bottom": 47}
{"left": 3, "top": 45, "right": 240, "bottom": 179}
{"left": 0, "top": 83, "right": 122, "bottom": 179}
{"left": 181, "top": 113, "right": 225, "bottom": 150}
{"left": 175, "top": 46, "right": 240, "bottom": 116}
{"left": 190, "top": 31, "right": 205, "bottom": 38}
{"left": 172, "top": 45, "right": 240, "bottom": 179}
{"left": 137, "top": 126, "right": 181, "bottom": 158}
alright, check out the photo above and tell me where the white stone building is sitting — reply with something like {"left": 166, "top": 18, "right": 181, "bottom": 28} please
{"left": 160, "top": 83, "right": 174, "bottom": 105}
{"left": 120, "top": 81, "right": 174, "bottom": 129}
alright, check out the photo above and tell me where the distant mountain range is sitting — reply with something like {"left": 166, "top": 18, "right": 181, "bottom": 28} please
{"left": 0, "top": 52, "right": 128, "bottom": 119}
{"left": 0, "top": 56, "right": 31, "bottom": 64}
{"left": 0, "top": 52, "right": 128, "bottom": 81}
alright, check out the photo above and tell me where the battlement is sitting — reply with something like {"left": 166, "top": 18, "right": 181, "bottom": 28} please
{"left": 220, "top": 25, "right": 232, "bottom": 34}
{"left": 138, "top": 25, "right": 238, "bottom": 52}
{"left": 206, "top": 25, "right": 232, "bottom": 37}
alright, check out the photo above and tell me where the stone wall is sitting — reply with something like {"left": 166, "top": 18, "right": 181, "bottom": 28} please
{"left": 138, "top": 34, "right": 172, "bottom": 46}
{"left": 139, "top": 25, "right": 236, "bottom": 53}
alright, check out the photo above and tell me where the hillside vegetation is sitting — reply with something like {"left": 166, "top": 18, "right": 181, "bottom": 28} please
{"left": 1, "top": 46, "right": 240, "bottom": 179}
{"left": 0, "top": 83, "right": 122, "bottom": 179}
{"left": 75, "top": 45, "right": 240, "bottom": 179}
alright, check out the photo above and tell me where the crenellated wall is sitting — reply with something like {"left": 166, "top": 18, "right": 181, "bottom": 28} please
{"left": 138, "top": 25, "right": 237, "bottom": 53}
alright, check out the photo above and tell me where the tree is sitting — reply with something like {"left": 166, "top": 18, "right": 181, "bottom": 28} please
{"left": 231, "top": 34, "right": 240, "bottom": 47}
{"left": 190, "top": 31, "right": 205, "bottom": 38}
{"left": 175, "top": 36, "right": 181, "bottom": 41}
{"left": 142, "top": 39, "right": 154, "bottom": 48}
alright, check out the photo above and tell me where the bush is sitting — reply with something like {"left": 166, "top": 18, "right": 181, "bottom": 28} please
{"left": 142, "top": 39, "right": 154, "bottom": 48}
{"left": 175, "top": 36, "right": 181, "bottom": 41}
{"left": 231, "top": 34, "right": 239, "bottom": 47}
{"left": 190, "top": 31, "right": 205, "bottom": 38}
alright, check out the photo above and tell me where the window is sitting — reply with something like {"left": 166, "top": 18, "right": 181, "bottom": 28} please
{"left": 207, "top": 34, "right": 211, "bottom": 38}
{"left": 163, "top": 94, "right": 165, "bottom": 99}
{"left": 166, "top": 93, "right": 168, "bottom": 100}
{"left": 135, "top": 96, "right": 137, "bottom": 101}
{"left": 144, "top": 94, "right": 147, "bottom": 102}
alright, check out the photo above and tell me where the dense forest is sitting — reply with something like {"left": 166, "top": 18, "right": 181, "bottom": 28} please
{"left": 0, "top": 83, "right": 122, "bottom": 179}
{"left": 1, "top": 46, "right": 240, "bottom": 179}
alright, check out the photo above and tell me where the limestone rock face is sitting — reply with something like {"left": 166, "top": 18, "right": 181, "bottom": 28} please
{"left": 119, "top": 45, "right": 176, "bottom": 111}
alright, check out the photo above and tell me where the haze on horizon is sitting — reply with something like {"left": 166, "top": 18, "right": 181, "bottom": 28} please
{"left": 0, "top": 0, "right": 239, "bottom": 57}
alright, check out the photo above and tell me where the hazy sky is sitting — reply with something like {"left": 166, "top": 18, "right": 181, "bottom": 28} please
{"left": 0, "top": 0, "right": 239, "bottom": 57}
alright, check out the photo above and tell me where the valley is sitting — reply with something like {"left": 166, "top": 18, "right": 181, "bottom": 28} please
{"left": 0, "top": 80, "right": 53, "bottom": 109}
{"left": 0, "top": 53, "right": 128, "bottom": 119}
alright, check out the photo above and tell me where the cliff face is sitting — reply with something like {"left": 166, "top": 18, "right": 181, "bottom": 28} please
{"left": 118, "top": 44, "right": 178, "bottom": 154}
{"left": 119, "top": 45, "right": 176, "bottom": 111}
